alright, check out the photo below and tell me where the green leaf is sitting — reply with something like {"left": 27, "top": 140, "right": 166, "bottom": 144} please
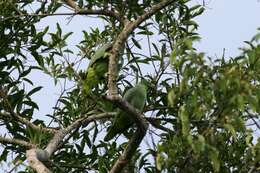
{"left": 236, "top": 95, "right": 244, "bottom": 111}
{"left": 167, "top": 89, "right": 176, "bottom": 106}
{"left": 247, "top": 95, "right": 258, "bottom": 112}
{"left": 189, "top": 5, "right": 201, "bottom": 12}
{"left": 27, "top": 86, "right": 43, "bottom": 97}
{"left": 56, "top": 23, "right": 62, "bottom": 37}
{"left": 19, "top": 68, "right": 32, "bottom": 78}
{"left": 208, "top": 146, "right": 220, "bottom": 172}
{"left": 132, "top": 38, "right": 142, "bottom": 49}
{"left": 179, "top": 105, "right": 190, "bottom": 136}
{"left": 251, "top": 32, "right": 260, "bottom": 42}
{"left": 31, "top": 51, "right": 44, "bottom": 67}
{"left": 191, "top": 7, "right": 205, "bottom": 17}
{"left": 23, "top": 100, "right": 39, "bottom": 110}
{"left": 192, "top": 135, "right": 206, "bottom": 154}
{"left": 156, "top": 154, "right": 163, "bottom": 171}
{"left": 137, "top": 30, "right": 154, "bottom": 35}
{"left": 223, "top": 124, "right": 236, "bottom": 138}
{"left": 63, "top": 32, "right": 73, "bottom": 41}
{"left": 0, "top": 149, "right": 8, "bottom": 161}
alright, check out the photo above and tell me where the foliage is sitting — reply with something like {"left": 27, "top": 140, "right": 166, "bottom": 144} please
{"left": 0, "top": 0, "right": 259, "bottom": 172}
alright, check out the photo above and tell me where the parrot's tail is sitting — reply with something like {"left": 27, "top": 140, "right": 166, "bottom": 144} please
{"left": 104, "top": 130, "right": 114, "bottom": 141}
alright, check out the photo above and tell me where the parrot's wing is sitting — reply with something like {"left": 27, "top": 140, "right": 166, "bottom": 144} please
{"left": 104, "top": 111, "right": 133, "bottom": 141}
{"left": 88, "top": 43, "right": 112, "bottom": 68}
{"left": 83, "top": 67, "right": 98, "bottom": 94}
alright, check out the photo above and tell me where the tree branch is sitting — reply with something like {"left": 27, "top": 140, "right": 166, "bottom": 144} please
{"left": 15, "top": 114, "right": 58, "bottom": 134}
{"left": 62, "top": 0, "right": 79, "bottom": 11}
{"left": 25, "top": 112, "right": 114, "bottom": 172}
{"left": 2, "top": 0, "right": 123, "bottom": 22}
{"left": 61, "top": 0, "right": 123, "bottom": 22}
{"left": 0, "top": 136, "right": 36, "bottom": 149}
{"left": 105, "top": 95, "right": 149, "bottom": 131}
{"left": 0, "top": 89, "right": 57, "bottom": 134}
{"left": 45, "top": 112, "right": 115, "bottom": 156}
{"left": 109, "top": 129, "right": 146, "bottom": 173}
{"left": 105, "top": 95, "right": 149, "bottom": 173}
{"left": 0, "top": 12, "right": 78, "bottom": 21}
{"left": 146, "top": 117, "right": 175, "bottom": 133}
{"left": 108, "top": 0, "right": 176, "bottom": 95}
{"left": 1, "top": 10, "right": 122, "bottom": 22}
{"left": 26, "top": 149, "right": 51, "bottom": 173}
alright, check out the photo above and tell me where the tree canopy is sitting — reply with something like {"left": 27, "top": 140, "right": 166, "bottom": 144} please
{"left": 0, "top": 0, "right": 259, "bottom": 172}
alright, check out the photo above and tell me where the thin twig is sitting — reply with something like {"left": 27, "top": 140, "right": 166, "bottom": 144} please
{"left": 62, "top": 0, "right": 123, "bottom": 22}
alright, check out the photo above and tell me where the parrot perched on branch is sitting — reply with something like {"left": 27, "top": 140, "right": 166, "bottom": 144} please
{"left": 104, "top": 83, "right": 147, "bottom": 141}
{"left": 83, "top": 43, "right": 112, "bottom": 94}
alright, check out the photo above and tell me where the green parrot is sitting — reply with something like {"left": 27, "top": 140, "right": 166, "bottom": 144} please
{"left": 83, "top": 43, "right": 112, "bottom": 94}
{"left": 104, "top": 83, "right": 147, "bottom": 141}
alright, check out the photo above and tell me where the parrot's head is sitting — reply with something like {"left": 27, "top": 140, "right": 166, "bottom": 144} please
{"left": 140, "top": 78, "right": 149, "bottom": 88}
{"left": 137, "top": 79, "right": 150, "bottom": 94}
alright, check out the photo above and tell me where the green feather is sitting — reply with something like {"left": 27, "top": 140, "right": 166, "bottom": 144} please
{"left": 104, "top": 83, "right": 147, "bottom": 141}
{"left": 83, "top": 43, "right": 112, "bottom": 94}
{"left": 88, "top": 43, "right": 112, "bottom": 68}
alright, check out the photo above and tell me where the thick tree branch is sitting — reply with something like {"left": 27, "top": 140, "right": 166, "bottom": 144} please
{"left": 26, "top": 112, "right": 114, "bottom": 172}
{"left": 14, "top": 114, "right": 58, "bottom": 134}
{"left": 109, "top": 129, "right": 146, "bottom": 173}
{"left": 105, "top": 95, "right": 149, "bottom": 131}
{"left": 108, "top": 0, "right": 176, "bottom": 95}
{"left": 146, "top": 118, "right": 175, "bottom": 133}
{"left": 105, "top": 95, "right": 149, "bottom": 173}
{"left": 26, "top": 149, "right": 51, "bottom": 173}
{"left": 0, "top": 136, "right": 36, "bottom": 149}
{"left": 45, "top": 112, "right": 114, "bottom": 156}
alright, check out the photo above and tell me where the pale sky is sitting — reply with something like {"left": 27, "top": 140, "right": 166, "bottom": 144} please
{"left": 194, "top": 0, "right": 260, "bottom": 57}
